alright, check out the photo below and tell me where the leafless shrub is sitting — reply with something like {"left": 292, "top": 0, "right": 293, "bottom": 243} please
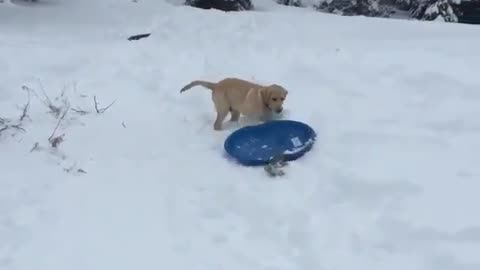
{"left": 69, "top": 95, "right": 115, "bottom": 116}
{"left": 0, "top": 87, "right": 31, "bottom": 138}
{"left": 22, "top": 82, "right": 70, "bottom": 119}
{"left": 20, "top": 82, "right": 72, "bottom": 148}
{"left": 10, "top": 80, "right": 115, "bottom": 175}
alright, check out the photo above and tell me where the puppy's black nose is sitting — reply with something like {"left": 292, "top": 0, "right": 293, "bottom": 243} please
{"left": 276, "top": 108, "right": 283, "bottom": 113}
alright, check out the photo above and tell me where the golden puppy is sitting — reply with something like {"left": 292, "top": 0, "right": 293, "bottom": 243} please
{"left": 180, "top": 77, "right": 288, "bottom": 130}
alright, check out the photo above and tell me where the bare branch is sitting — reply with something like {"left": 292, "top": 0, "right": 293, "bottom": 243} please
{"left": 19, "top": 103, "right": 30, "bottom": 122}
{"left": 9, "top": 124, "right": 25, "bottom": 132}
{"left": 0, "top": 87, "right": 30, "bottom": 137}
{"left": 22, "top": 85, "right": 43, "bottom": 107}
{"left": 0, "top": 125, "right": 8, "bottom": 134}
{"left": 94, "top": 96, "right": 116, "bottom": 114}
{"left": 93, "top": 96, "right": 100, "bottom": 112}
{"left": 23, "top": 83, "right": 64, "bottom": 118}
{"left": 71, "top": 107, "right": 89, "bottom": 115}
{"left": 38, "top": 80, "right": 53, "bottom": 106}
{"left": 19, "top": 86, "right": 31, "bottom": 122}
{"left": 48, "top": 104, "right": 70, "bottom": 148}
{"left": 0, "top": 123, "right": 25, "bottom": 136}
{"left": 23, "top": 82, "right": 54, "bottom": 111}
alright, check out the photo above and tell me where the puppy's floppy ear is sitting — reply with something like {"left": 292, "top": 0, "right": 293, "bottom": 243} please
{"left": 260, "top": 87, "right": 270, "bottom": 103}
{"left": 279, "top": 86, "right": 288, "bottom": 96}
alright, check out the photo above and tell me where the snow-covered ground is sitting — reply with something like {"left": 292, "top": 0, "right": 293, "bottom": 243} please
{"left": 2, "top": 0, "right": 480, "bottom": 269}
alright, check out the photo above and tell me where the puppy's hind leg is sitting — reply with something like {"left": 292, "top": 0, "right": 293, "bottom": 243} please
{"left": 214, "top": 106, "right": 229, "bottom": 131}
{"left": 230, "top": 109, "right": 240, "bottom": 122}
{"left": 212, "top": 93, "right": 230, "bottom": 131}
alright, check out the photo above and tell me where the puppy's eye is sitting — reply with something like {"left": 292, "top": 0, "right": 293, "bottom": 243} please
{"left": 272, "top": 98, "right": 277, "bottom": 101}
{"left": 280, "top": 98, "right": 284, "bottom": 101}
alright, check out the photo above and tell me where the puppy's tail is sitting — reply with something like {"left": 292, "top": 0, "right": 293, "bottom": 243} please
{"left": 180, "top": 80, "right": 216, "bottom": 93}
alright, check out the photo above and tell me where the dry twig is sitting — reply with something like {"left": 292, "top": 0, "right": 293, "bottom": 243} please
{"left": 0, "top": 88, "right": 31, "bottom": 136}
{"left": 48, "top": 105, "right": 70, "bottom": 148}
{"left": 19, "top": 86, "right": 31, "bottom": 122}
{"left": 0, "top": 121, "right": 26, "bottom": 136}
{"left": 23, "top": 83, "right": 67, "bottom": 118}
{"left": 71, "top": 107, "right": 89, "bottom": 115}
{"left": 94, "top": 96, "right": 116, "bottom": 114}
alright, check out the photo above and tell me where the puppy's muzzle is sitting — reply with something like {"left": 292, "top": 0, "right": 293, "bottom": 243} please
{"left": 276, "top": 107, "right": 283, "bottom": 113}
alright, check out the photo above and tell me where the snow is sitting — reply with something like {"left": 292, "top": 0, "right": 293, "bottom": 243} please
{"left": 2, "top": 0, "right": 480, "bottom": 269}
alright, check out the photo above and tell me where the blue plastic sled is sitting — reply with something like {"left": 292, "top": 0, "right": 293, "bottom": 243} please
{"left": 224, "top": 120, "right": 316, "bottom": 166}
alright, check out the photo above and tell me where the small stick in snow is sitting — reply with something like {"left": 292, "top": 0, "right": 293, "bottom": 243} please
{"left": 127, "top": 33, "right": 151, "bottom": 41}
{"left": 30, "top": 142, "right": 40, "bottom": 152}
{"left": 63, "top": 162, "right": 87, "bottom": 175}
{"left": 94, "top": 96, "right": 116, "bottom": 114}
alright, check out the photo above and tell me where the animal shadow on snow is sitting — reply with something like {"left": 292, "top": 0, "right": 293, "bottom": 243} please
{"left": 216, "top": 109, "right": 289, "bottom": 132}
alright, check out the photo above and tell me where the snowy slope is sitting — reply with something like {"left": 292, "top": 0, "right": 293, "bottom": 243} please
{"left": 2, "top": 0, "right": 480, "bottom": 269}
